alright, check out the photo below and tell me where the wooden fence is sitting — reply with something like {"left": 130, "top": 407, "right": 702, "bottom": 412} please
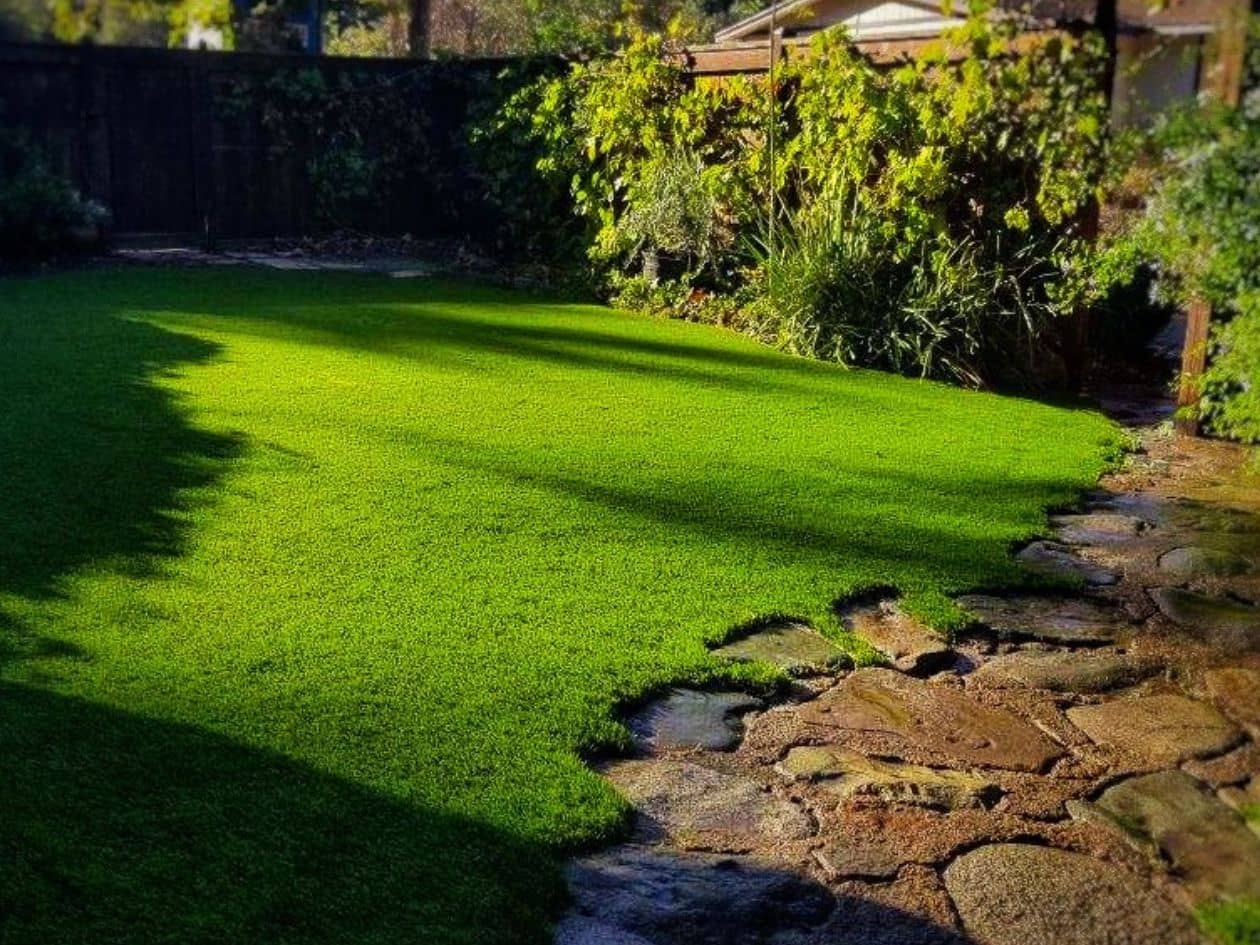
{"left": 0, "top": 43, "right": 517, "bottom": 240}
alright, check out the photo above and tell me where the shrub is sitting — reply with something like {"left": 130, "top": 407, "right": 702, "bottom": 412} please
{"left": 1202, "top": 292, "right": 1260, "bottom": 443}
{"left": 614, "top": 148, "right": 732, "bottom": 282}
{"left": 1105, "top": 76, "right": 1260, "bottom": 444}
{"left": 0, "top": 129, "right": 107, "bottom": 258}
{"left": 495, "top": 9, "right": 1109, "bottom": 386}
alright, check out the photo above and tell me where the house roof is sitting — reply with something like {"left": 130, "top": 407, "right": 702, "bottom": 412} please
{"left": 714, "top": 0, "right": 1221, "bottom": 43}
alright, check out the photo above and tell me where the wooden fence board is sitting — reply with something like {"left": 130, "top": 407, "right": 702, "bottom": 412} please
{"left": 0, "top": 42, "right": 513, "bottom": 241}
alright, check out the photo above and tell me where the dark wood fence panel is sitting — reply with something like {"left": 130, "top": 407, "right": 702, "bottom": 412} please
{"left": 104, "top": 63, "right": 199, "bottom": 232}
{"left": 0, "top": 43, "right": 514, "bottom": 240}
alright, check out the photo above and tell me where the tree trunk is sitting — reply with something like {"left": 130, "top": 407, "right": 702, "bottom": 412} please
{"left": 1095, "top": 0, "right": 1118, "bottom": 109}
{"left": 408, "top": 0, "right": 430, "bottom": 57}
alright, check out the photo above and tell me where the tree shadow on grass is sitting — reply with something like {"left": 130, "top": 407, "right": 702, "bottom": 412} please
{"left": 0, "top": 682, "right": 559, "bottom": 945}
{"left": 415, "top": 434, "right": 1098, "bottom": 599}
{"left": 171, "top": 271, "right": 1107, "bottom": 421}
{"left": 0, "top": 276, "right": 244, "bottom": 664}
{"left": 143, "top": 271, "right": 990, "bottom": 407}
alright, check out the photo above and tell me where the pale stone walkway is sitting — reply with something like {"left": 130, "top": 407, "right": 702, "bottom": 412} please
{"left": 558, "top": 419, "right": 1260, "bottom": 945}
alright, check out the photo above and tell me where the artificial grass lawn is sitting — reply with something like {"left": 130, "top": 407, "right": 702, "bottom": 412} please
{"left": 0, "top": 267, "right": 1121, "bottom": 944}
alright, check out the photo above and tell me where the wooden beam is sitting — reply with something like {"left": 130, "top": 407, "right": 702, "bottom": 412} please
{"left": 1176, "top": 297, "right": 1212, "bottom": 436}
{"left": 683, "top": 29, "right": 1068, "bottom": 75}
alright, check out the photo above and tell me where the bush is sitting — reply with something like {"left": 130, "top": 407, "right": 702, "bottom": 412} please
{"left": 1105, "top": 70, "right": 1260, "bottom": 444}
{"left": 1202, "top": 292, "right": 1260, "bottom": 443}
{"left": 0, "top": 129, "right": 107, "bottom": 258}
{"left": 495, "top": 10, "right": 1109, "bottom": 386}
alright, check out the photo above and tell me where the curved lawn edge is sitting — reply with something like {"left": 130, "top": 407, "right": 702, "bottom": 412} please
{"left": 0, "top": 267, "right": 1124, "bottom": 944}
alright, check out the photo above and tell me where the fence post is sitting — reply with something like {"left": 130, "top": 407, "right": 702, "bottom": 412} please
{"left": 189, "top": 57, "right": 216, "bottom": 250}
{"left": 79, "top": 44, "right": 113, "bottom": 213}
{"left": 1175, "top": 297, "right": 1212, "bottom": 436}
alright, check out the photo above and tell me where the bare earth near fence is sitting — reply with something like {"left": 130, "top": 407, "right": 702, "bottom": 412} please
{"left": 559, "top": 418, "right": 1260, "bottom": 945}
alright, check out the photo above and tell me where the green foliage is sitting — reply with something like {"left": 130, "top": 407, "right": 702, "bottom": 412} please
{"left": 614, "top": 148, "right": 731, "bottom": 279}
{"left": 1105, "top": 78, "right": 1260, "bottom": 444}
{"left": 468, "top": 60, "right": 586, "bottom": 258}
{"left": 221, "top": 67, "right": 438, "bottom": 230}
{"left": 1203, "top": 292, "right": 1260, "bottom": 443}
{"left": 0, "top": 129, "right": 108, "bottom": 259}
{"left": 747, "top": 190, "right": 1036, "bottom": 385}
{"left": 1198, "top": 899, "right": 1260, "bottom": 945}
{"left": 501, "top": 12, "right": 1109, "bottom": 385}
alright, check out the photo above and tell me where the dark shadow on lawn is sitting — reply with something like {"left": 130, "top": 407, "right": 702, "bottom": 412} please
{"left": 0, "top": 278, "right": 243, "bottom": 664}
{"left": 418, "top": 435, "right": 1093, "bottom": 595}
{"left": 165, "top": 270, "right": 1105, "bottom": 419}
{"left": 0, "top": 682, "right": 975, "bottom": 945}
{"left": 141, "top": 271, "right": 988, "bottom": 407}
{"left": 0, "top": 682, "right": 559, "bottom": 945}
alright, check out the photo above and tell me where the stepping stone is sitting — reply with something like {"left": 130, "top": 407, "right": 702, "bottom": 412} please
{"left": 798, "top": 668, "right": 1062, "bottom": 773}
{"left": 1067, "top": 694, "right": 1241, "bottom": 766}
{"left": 606, "top": 760, "right": 813, "bottom": 848}
{"left": 1203, "top": 667, "right": 1260, "bottom": 738}
{"left": 563, "top": 847, "right": 834, "bottom": 945}
{"left": 1095, "top": 770, "right": 1260, "bottom": 901}
{"left": 823, "top": 866, "right": 967, "bottom": 945}
{"left": 1183, "top": 741, "right": 1260, "bottom": 788}
{"left": 776, "top": 745, "right": 999, "bottom": 810}
{"left": 1150, "top": 588, "right": 1260, "bottom": 649}
{"left": 944, "top": 843, "right": 1201, "bottom": 945}
{"left": 711, "top": 623, "right": 847, "bottom": 677}
{"left": 1015, "top": 541, "right": 1118, "bottom": 586}
{"left": 1050, "top": 512, "right": 1147, "bottom": 545}
{"left": 554, "top": 915, "right": 654, "bottom": 945}
{"left": 969, "top": 650, "right": 1161, "bottom": 694}
{"left": 813, "top": 832, "right": 905, "bottom": 880}
{"left": 1158, "top": 546, "right": 1253, "bottom": 578}
{"left": 845, "top": 604, "right": 953, "bottom": 675}
{"left": 628, "top": 689, "right": 761, "bottom": 753}
{"left": 957, "top": 594, "right": 1130, "bottom": 646}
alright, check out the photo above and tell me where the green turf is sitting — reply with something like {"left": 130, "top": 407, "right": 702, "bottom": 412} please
{"left": 0, "top": 267, "right": 1121, "bottom": 944}
{"left": 1199, "top": 900, "right": 1260, "bottom": 945}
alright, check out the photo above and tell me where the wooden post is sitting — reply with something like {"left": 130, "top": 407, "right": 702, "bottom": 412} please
{"left": 1200, "top": 0, "right": 1249, "bottom": 106}
{"left": 1176, "top": 297, "right": 1212, "bottom": 436}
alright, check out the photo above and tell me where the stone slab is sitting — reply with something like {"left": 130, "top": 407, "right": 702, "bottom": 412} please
{"left": 1050, "top": 512, "right": 1147, "bottom": 545}
{"left": 944, "top": 843, "right": 1201, "bottom": 945}
{"left": 845, "top": 604, "right": 953, "bottom": 675}
{"left": 1096, "top": 770, "right": 1260, "bottom": 901}
{"left": 776, "top": 745, "right": 1000, "bottom": 810}
{"left": 798, "top": 668, "right": 1062, "bottom": 773}
{"left": 1067, "top": 694, "right": 1241, "bottom": 766}
{"left": 564, "top": 847, "right": 835, "bottom": 945}
{"left": 1150, "top": 588, "right": 1260, "bottom": 650}
{"left": 711, "top": 624, "right": 848, "bottom": 676}
{"left": 1183, "top": 741, "right": 1260, "bottom": 788}
{"left": 956, "top": 594, "right": 1130, "bottom": 646}
{"left": 1015, "top": 541, "right": 1118, "bottom": 586}
{"left": 606, "top": 759, "right": 813, "bottom": 849}
{"left": 969, "top": 650, "right": 1160, "bottom": 694}
{"left": 1158, "top": 546, "right": 1253, "bottom": 578}
{"left": 1203, "top": 667, "right": 1260, "bottom": 738}
{"left": 628, "top": 689, "right": 762, "bottom": 753}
